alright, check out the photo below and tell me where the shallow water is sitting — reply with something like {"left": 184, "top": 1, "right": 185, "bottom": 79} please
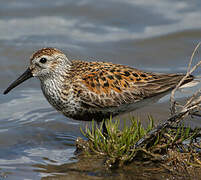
{"left": 0, "top": 0, "right": 201, "bottom": 179}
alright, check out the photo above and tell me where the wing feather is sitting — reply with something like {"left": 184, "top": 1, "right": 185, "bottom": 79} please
{"left": 71, "top": 61, "right": 193, "bottom": 109}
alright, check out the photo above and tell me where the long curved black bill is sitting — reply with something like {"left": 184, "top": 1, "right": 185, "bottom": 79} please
{"left": 3, "top": 68, "right": 33, "bottom": 94}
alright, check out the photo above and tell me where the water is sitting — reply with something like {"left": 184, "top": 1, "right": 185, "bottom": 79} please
{"left": 0, "top": 0, "right": 201, "bottom": 179}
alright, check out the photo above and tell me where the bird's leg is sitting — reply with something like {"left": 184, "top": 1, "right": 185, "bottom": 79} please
{"left": 97, "top": 120, "right": 108, "bottom": 137}
{"left": 102, "top": 120, "right": 108, "bottom": 137}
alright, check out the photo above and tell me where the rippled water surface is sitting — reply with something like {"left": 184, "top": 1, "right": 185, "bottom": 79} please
{"left": 0, "top": 0, "right": 201, "bottom": 179}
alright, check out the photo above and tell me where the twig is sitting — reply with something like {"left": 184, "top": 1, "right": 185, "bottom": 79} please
{"left": 184, "top": 89, "right": 201, "bottom": 109}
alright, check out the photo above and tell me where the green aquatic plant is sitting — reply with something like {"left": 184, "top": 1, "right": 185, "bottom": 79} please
{"left": 77, "top": 116, "right": 201, "bottom": 171}
{"left": 80, "top": 116, "right": 153, "bottom": 160}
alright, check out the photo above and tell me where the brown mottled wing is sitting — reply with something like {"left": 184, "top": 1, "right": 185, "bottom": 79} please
{"left": 74, "top": 61, "right": 193, "bottom": 108}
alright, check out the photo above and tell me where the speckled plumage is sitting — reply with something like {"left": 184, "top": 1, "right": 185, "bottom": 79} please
{"left": 4, "top": 48, "right": 194, "bottom": 123}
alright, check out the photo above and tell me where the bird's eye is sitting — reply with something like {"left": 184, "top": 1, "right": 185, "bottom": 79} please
{"left": 39, "top": 58, "right": 47, "bottom": 64}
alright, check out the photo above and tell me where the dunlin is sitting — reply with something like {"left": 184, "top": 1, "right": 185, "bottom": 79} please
{"left": 4, "top": 48, "right": 194, "bottom": 132}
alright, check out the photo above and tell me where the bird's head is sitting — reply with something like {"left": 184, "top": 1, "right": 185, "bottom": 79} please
{"left": 3, "top": 47, "right": 71, "bottom": 94}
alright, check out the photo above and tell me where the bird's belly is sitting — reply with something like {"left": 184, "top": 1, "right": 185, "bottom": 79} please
{"left": 42, "top": 90, "right": 81, "bottom": 116}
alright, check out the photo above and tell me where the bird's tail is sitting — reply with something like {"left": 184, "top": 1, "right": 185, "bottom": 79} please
{"left": 179, "top": 75, "right": 200, "bottom": 89}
